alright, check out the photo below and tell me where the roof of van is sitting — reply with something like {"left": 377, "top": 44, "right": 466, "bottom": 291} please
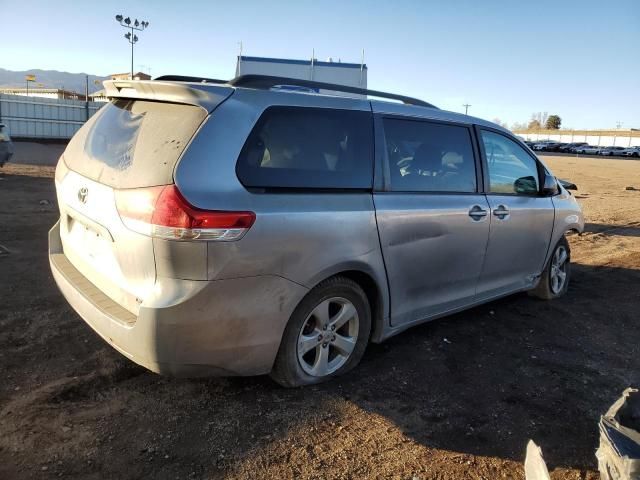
{"left": 103, "top": 75, "right": 508, "bottom": 134}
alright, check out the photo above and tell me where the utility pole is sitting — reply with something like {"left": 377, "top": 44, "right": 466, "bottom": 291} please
{"left": 359, "top": 49, "right": 365, "bottom": 88}
{"left": 463, "top": 103, "right": 471, "bottom": 115}
{"left": 85, "top": 75, "right": 89, "bottom": 120}
{"left": 115, "top": 15, "right": 149, "bottom": 79}
{"left": 138, "top": 64, "right": 152, "bottom": 76}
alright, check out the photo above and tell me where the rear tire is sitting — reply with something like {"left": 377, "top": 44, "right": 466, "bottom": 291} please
{"left": 270, "top": 276, "right": 371, "bottom": 387}
{"left": 529, "top": 236, "right": 571, "bottom": 300}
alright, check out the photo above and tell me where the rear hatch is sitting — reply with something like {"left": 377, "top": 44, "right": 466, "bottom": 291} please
{"left": 56, "top": 82, "right": 232, "bottom": 315}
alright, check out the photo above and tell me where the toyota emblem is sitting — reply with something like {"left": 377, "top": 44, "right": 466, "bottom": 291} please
{"left": 78, "top": 187, "right": 88, "bottom": 204}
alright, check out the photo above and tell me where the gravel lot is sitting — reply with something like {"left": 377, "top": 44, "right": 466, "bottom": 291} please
{"left": 0, "top": 155, "right": 638, "bottom": 479}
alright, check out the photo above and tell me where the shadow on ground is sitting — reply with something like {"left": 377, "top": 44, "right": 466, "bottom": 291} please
{"left": 584, "top": 222, "right": 640, "bottom": 237}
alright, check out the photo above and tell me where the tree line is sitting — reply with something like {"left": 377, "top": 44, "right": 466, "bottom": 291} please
{"left": 493, "top": 112, "right": 562, "bottom": 131}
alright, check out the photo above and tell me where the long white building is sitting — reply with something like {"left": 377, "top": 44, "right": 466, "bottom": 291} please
{"left": 235, "top": 55, "right": 367, "bottom": 96}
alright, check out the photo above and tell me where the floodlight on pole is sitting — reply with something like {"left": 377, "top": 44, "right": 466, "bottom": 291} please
{"left": 114, "top": 14, "right": 150, "bottom": 80}
{"left": 25, "top": 74, "right": 36, "bottom": 96}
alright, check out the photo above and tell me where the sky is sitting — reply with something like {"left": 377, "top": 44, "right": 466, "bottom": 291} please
{"left": 1, "top": 0, "right": 638, "bottom": 129}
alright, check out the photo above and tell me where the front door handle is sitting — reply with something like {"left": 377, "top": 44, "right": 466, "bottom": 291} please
{"left": 493, "top": 205, "right": 510, "bottom": 219}
{"left": 468, "top": 205, "right": 488, "bottom": 221}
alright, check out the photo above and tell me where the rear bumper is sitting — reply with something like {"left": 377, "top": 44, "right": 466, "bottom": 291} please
{"left": 49, "top": 220, "right": 308, "bottom": 377}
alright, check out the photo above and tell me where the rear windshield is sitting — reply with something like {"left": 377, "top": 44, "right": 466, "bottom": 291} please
{"left": 64, "top": 99, "right": 207, "bottom": 188}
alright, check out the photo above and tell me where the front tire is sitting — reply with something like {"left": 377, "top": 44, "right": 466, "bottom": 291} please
{"left": 529, "top": 236, "right": 571, "bottom": 300}
{"left": 270, "top": 276, "right": 371, "bottom": 387}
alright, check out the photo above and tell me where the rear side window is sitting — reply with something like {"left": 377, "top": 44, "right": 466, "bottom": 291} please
{"left": 383, "top": 118, "right": 477, "bottom": 193}
{"left": 236, "top": 107, "right": 373, "bottom": 190}
{"left": 64, "top": 99, "right": 207, "bottom": 188}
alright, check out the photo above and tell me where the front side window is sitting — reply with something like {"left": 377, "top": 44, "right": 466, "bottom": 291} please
{"left": 383, "top": 118, "right": 477, "bottom": 193}
{"left": 480, "top": 130, "right": 540, "bottom": 195}
{"left": 236, "top": 107, "right": 373, "bottom": 189}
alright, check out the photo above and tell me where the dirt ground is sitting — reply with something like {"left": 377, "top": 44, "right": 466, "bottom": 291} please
{"left": 0, "top": 156, "right": 638, "bottom": 480}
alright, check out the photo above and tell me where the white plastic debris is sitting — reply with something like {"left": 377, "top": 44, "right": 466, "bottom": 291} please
{"left": 524, "top": 440, "right": 551, "bottom": 480}
{"left": 597, "top": 387, "right": 640, "bottom": 480}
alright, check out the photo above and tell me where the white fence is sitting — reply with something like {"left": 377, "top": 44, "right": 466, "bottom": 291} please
{"left": 517, "top": 132, "right": 640, "bottom": 148}
{"left": 0, "top": 94, "right": 103, "bottom": 139}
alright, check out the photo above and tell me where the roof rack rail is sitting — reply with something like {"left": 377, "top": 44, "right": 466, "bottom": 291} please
{"left": 228, "top": 75, "right": 437, "bottom": 108}
{"left": 154, "top": 75, "right": 228, "bottom": 84}
{"left": 153, "top": 74, "right": 437, "bottom": 108}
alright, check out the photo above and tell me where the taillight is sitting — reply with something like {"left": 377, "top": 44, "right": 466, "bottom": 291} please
{"left": 115, "top": 185, "right": 255, "bottom": 241}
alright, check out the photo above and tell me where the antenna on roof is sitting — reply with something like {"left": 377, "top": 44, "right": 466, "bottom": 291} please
{"left": 360, "top": 49, "right": 365, "bottom": 87}
{"left": 237, "top": 41, "right": 243, "bottom": 76}
{"left": 310, "top": 48, "right": 315, "bottom": 81}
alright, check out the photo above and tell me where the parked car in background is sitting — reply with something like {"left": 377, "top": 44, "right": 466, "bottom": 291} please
{"left": 49, "top": 74, "right": 584, "bottom": 386}
{"left": 532, "top": 141, "right": 557, "bottom": 151}
{"left": 622, "top": 146, "right": 640, "bottom": 157}
{"left": 547, "top": 142, "right": 568, "bottom": 152}
{"left": 599, "top": 146, "right": 627, "bottom": 156}
{"left": 577, "top": 145, "right": 602, "bottom": 155}
{"left": 559, "top": 142, "right": 588, "bottom": 153}
{"left": 0, "top": 123, "right": 14, "bottom": 167}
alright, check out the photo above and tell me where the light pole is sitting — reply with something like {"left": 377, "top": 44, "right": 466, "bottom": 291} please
{"left": 114, "top": 15, "right": 149, "bottom": 80}
{"left": 25, "top": 74, "right": 35, "bottom": 96}
{"left": 463, "top": 103, "right": 471, "bottom": 115}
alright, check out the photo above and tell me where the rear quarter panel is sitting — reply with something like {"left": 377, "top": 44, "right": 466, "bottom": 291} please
{"left": 173, "top": 88, "right": 390, "bottom": 323}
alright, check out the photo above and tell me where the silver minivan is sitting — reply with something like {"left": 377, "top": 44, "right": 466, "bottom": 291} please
{"left": 49, "top": 75, "right": 584, "bottom": 387}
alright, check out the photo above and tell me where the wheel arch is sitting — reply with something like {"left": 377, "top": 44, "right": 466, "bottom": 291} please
{"left": 303, "top": 263, "right": 389, "bottom": 345}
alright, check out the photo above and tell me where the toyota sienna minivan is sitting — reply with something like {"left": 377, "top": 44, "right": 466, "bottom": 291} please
{"left": 49, "top": 75, "right": 584, "bottom": 387}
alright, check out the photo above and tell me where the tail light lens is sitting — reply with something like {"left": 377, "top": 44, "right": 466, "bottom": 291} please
{"left": 115, "top": 185, "right": 255, "bottom": 241}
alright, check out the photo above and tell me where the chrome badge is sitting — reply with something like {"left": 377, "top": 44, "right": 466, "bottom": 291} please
{"left": 77, "top": 187, "right": 88, "bottom": 204}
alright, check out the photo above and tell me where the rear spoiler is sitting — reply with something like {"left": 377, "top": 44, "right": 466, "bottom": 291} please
{"left": 102, "top": 80, "right": 233, "bottom": 112}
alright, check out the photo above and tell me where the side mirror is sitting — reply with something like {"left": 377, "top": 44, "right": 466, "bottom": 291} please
{"left": 557, "top": 178, "right": 578, "bottom": 191}
{"left": 514, "top": 175, "right": 538, "bottom": 194}
{"left": 541, "top": 174, "right": 559, "bottom": 196}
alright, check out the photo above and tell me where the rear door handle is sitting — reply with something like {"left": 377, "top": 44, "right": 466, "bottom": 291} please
{"left": 493, "top": 205, "right": 510, "bottom": 219}
{"left": 468, "top": 205, "right": 488, "bottom": 221}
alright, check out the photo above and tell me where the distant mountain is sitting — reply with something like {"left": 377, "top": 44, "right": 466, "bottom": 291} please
{"left": 0, "top": 68, "right": 108, "bottom": 94}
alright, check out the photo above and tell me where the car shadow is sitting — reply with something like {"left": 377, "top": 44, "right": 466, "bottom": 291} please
{"left": 583, "top": 222, "right": 640, "bottom": 237}
{"left": 5, "top": 259, "right": 639, "bottom": 478}
{"left": 334, "top": 260, "right": 639, "bottom": 470}
{"left": 165, "top": 260, "right": 640, "bottom": 478}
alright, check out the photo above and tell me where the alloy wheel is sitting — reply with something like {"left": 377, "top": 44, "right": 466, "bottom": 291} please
{"left": 296, "top": 297, "right": 359, "bottom": 377}
{"left": 550, "top": 245, "right": 568, "bottom": 294}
